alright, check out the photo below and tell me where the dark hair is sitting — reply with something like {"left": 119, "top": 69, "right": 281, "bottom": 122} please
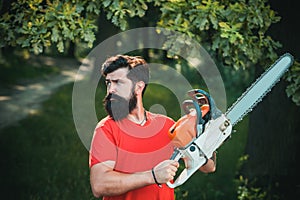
{"left": 101, "top": 55, "right": 149, "bottom": 95}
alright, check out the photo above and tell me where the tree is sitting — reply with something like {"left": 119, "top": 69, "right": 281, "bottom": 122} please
{"left": 243, "top": 1, "right": 300, "bottom": 199}
{"left": 1, "top": 0, "right": 298, "bottom": 103}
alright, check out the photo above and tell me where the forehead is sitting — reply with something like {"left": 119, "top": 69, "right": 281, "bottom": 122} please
{"left": 106, "top": 67, "right": 129, "bottom": 80}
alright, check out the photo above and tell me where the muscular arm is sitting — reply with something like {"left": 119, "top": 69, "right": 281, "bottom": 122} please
{"left": 90, "top": 160, "right": 179, "bottom": 198}
{"left": 90, "top": 161, "right": 152, "bottom": 197}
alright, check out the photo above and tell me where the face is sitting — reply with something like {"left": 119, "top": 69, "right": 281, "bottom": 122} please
{"left": 103, "top": 68, "right": 137, "bottom": 120}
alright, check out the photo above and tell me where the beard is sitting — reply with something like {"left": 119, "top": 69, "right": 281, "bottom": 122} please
{"left": 103, "top": 92, "right": 137, "bottom": 121}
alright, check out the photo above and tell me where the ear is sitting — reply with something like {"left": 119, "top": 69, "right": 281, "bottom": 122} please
{"left": 134, "top": 81, "right": 145, "bottom": 95}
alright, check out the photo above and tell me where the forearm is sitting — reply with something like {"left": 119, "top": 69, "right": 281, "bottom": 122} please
{"left": 90, "top": 163, "right": 154, "bottom": 197}
{"left": 90, "top": 160, "right": 179, "bottom": 197}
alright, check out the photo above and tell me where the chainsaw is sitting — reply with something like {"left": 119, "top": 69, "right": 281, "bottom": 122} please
{"left": 166, "top": 53, "right": 294, "bottom": 188}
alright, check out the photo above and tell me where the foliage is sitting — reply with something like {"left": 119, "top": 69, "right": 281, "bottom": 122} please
{"left": 111, "top": 0, "right": 300, "bottom": 106}
{"left": 157, "top": 0, "right": 281, "bottom": 69}
{"left": 236, "top": 176, "right": 268, "bottom": 200}
{"left": 0, "top": 0, "right": 100, "bottom": 54}
{"left": 157, "top": 0, "right": 299, "bottom": 105}
{"left": 100, "top": 0, "right": 162, "bottom": 30}
{"left": 0, "top": 0, "right": 289, "bottom": 67}
{"left": 285, "top": 61, "right": 300, "bottom": 106}
{"left": 0, "top": 0, "right": 160, "bottom": 54}
{"left": 0, "top": 0, "right": 283, "bottom": 65}
{"left": 1, "top": 1, "right": 299, "bottom": 106}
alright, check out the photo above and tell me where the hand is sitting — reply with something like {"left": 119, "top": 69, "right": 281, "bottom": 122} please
{"left": 152, "top": 160, "right": 179, "bottom": 184}
{"left": 199, "top": 151, "right": 217, "bottom": 173}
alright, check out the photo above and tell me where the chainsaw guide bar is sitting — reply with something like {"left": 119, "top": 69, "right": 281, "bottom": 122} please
{"left": 226, "top": 53, "right": 294, "bottom": 126}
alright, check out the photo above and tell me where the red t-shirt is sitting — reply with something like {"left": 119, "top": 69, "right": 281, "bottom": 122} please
{"left": 89, "top": 111, "right": 175, "bottom": 200}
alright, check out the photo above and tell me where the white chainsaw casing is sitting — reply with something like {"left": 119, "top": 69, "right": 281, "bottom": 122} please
{"left": 194, "top": 114, "right": 232, "bottom": 158}
{"left": 167, "top": 114, "right": 232, "bottom": 188}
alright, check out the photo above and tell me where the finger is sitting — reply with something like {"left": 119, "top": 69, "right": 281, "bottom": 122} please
{"left": 170, "top": 160, "right": 179, "bottom": 167}
{"left": 170, "top": 171, "right": 176, "bottom": 177}
{"left": 169, "top": 165, "right": 178, "bottom": 172}
{"left": 168, "top": 160, "right": 180, "bottom": 167}
{"left": 167, "top": 173, "right": 175, "bottom": 181}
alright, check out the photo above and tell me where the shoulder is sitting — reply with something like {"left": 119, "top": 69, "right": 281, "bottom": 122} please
{"left": 96, "top": 116, "right": 114, "bottom": 128}
{"left": 91, "top": 116, "right": 120, "bottom": 145}
{"left": 94, "top": 116, "right": 118, "bottom": 135}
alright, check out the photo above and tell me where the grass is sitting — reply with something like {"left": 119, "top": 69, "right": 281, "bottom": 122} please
{"left": 0, "top": 54, "right": 60, "bottom": 87}
{"left": 0, "top": 83, "right": 95, "bottom": 199}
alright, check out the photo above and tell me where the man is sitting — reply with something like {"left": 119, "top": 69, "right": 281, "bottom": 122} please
{"left": 89, "top": 55, "right": 216, "bottom": 199}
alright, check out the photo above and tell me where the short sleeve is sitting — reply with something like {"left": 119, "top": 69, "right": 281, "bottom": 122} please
{"left": 89, "top": 121, "right": 117, "bottom": 168}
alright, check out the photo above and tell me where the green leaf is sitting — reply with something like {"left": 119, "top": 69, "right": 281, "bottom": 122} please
{"left": 57, "top": 40, "right": 64, "bottom": 52}
{"left": 102, "top": 0, "right": 111, "bottom": 8}
{"left": 219, "top": 22, "right": 230, "bottom": 29}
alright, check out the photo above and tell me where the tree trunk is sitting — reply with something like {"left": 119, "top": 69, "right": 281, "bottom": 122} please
{"left": 242, "top": 0, "right": 300, "bottom": 198}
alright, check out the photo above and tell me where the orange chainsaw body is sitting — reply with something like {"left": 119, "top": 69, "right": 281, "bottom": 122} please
{"left": 168, "top": 105, "right": 209, "bottom": 148}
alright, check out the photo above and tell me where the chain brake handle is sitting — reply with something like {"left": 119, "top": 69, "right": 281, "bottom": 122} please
{"left": 183, "top": 89, "right": 211, "bottom": 136}
{"left": 185, "top": 89, "right": 210, "bottom": 114}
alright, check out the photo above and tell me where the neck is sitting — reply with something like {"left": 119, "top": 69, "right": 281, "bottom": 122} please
{"left": 127, "top": 106, "right": 147, "bottom": 125}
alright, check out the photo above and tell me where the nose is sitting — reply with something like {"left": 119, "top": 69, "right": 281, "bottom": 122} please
{"left": 107, "top": 83, "right": 116, "bottom": 94}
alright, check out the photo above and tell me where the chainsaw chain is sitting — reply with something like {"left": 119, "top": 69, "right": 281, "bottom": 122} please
{"left": 225, "top": 53, "right": 293, "bottom": 126}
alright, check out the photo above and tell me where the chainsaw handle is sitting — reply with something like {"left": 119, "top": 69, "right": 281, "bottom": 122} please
{"left": 166, "top": 145, "right": 207, "bottom": 188}
{"left": 170, "top": 148, "right": 182, "bottom": 160}
{"left": 166, "top": 149, "right": 182, "bottom": 188}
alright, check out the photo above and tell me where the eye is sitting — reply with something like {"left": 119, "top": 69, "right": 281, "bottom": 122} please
{"left": 105, "top": 80, "right": 111, "bottom": 86}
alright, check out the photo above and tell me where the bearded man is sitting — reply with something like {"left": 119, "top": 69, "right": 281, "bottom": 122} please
{"left": 89, "top": 55, "right": 216, "bottom": 200}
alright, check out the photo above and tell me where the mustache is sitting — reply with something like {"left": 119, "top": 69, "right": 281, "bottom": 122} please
{"left": 103, "top": 93, "right": 125, "bottom": 103}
